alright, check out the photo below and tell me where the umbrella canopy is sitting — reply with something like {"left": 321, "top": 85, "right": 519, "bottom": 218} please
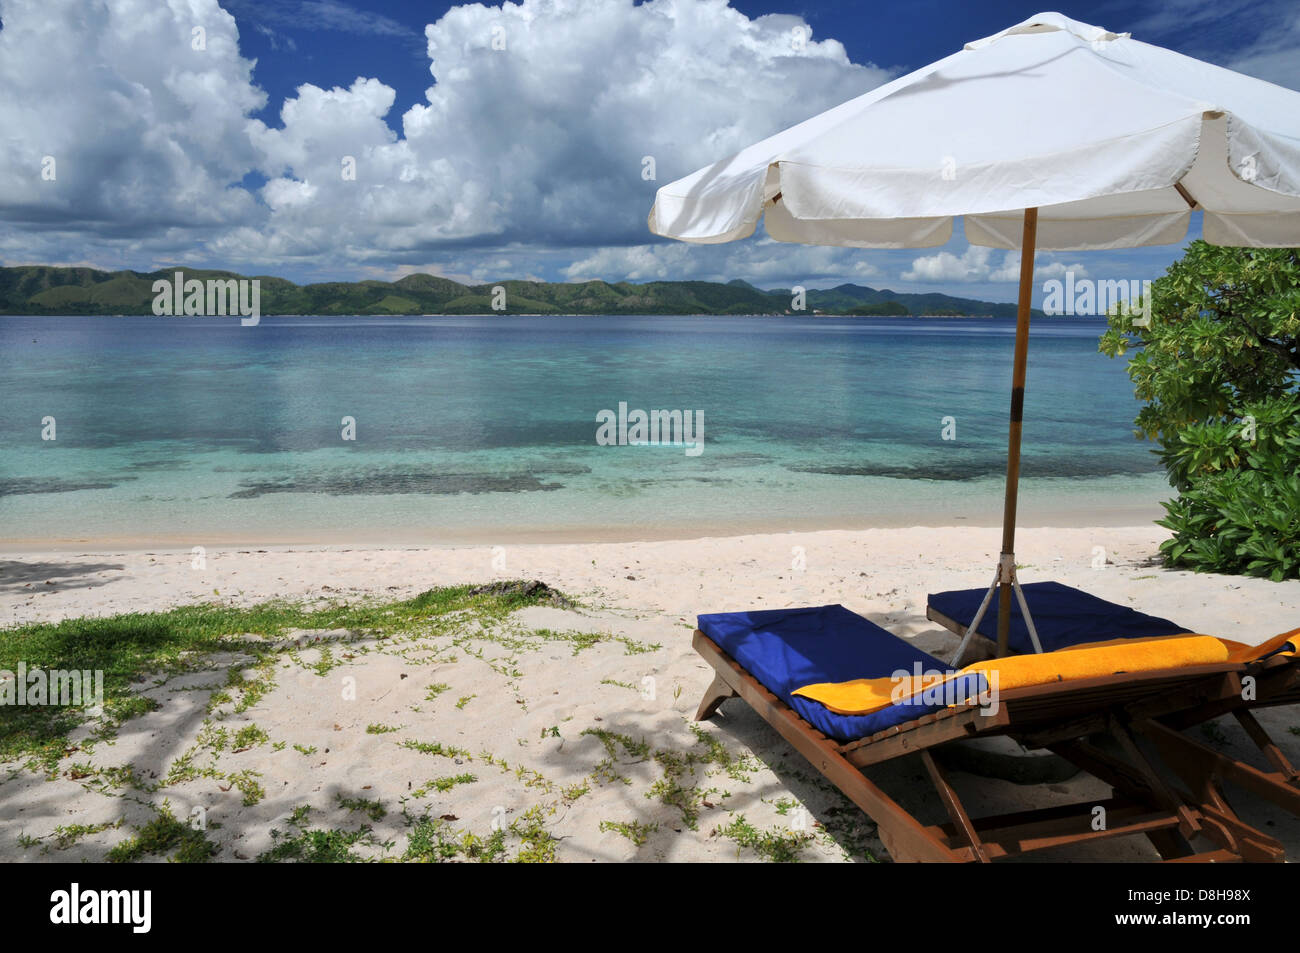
{"left": 647, "top": 11, "right": 1300, "bottom": 658}
{"left": 650, "top": 11, "right": 1300, "bottom": 250}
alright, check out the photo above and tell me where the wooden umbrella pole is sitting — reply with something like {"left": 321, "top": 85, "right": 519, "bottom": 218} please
{"left": 997, "top": 207, "right": 1039, "bottom": 657}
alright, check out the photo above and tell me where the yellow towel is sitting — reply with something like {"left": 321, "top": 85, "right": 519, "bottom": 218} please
{"left": 1062, "top": 630, "right": 1298, "bottom": 662}
{"left": 962, "top": 635, "right": 1228, "bottom": 692}
{"left": 792, "top": 634, "right": 1232, "bottom": 716}
{"left": 791, "top": 673, "right": 970, "bottom": 717}
{"left": 1223, "top": 627, "right": 1300, "bottom": 662}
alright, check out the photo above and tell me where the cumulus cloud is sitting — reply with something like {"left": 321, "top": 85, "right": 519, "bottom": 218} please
{"left": 0, "top": 0, "right": 264, "bottom": 243}
{"left": 0, "top": 0, "right": 890, "bottom": 278}
{"left": 234, "top": 0, "right": 889, "bottom": 264}
{"left": 903, "top": 246, "right": 1087, "bottom": 284}
{"left": 563, "top": 240, "right": 882, "bottom": 285}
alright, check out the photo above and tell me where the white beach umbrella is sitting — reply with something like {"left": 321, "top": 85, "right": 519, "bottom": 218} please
{"left": 648, "top": 11, "right": 1300, "bottom": 658}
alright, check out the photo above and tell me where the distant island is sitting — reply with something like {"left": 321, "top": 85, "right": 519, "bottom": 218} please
{"left": 0, "top": 265, "right": 1045, "bottom": 318}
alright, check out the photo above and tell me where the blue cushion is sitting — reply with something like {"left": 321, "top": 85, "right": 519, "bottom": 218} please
{"left": 927, "top": 581, "right": 1188, "bottom": 654}
{"left": 697, "top": 604, "right": 985, "bottom": 743}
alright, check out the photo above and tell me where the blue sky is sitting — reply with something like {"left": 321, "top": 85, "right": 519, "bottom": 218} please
{"left": 1, "top": 0, "right": 1298, "bottom": 303}
{"left": 226, "top": 1, "right": 1298, "bottom": 126}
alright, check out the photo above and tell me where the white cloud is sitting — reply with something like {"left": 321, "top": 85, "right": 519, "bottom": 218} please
{"left": 0, "top": 0, "right": 892, "bottom": 279}
{"left": 902, "top": 246, "right": 994, "bottom": 283}
{"left": 903, "top": 246, "right": 1087, "bottom": 284}
{"left": 563, "top": 240, "right": 882, "bottom": 286}
{"left": 0, "top": 0, "right": 264, "bottom": 243}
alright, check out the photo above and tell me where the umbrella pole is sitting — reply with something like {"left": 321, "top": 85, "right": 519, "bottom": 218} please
{"left": 996, "top": 207, "right": 1039, "bottom": 657}
{"left": 949, "top": 209, "right": 1045, "bottom": 667}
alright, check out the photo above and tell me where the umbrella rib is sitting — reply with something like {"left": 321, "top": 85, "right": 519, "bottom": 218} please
{"left": 1174, "top": 181, "right": 1200, "bottom": 209}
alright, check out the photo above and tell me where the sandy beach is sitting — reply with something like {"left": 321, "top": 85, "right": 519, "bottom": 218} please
{"left": 2, "top": 524, "right": 1298, "bottom": 863}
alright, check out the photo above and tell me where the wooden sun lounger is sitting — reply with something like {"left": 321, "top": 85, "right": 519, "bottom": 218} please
{"left": 927, "top": 604, "right": 1300, "bottom": 820}
{"left": 693, "top": 629, "right": 1286, "bottom": 862}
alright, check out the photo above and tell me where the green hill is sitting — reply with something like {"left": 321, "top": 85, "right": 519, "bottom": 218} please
{"left": 0, "top": 265, "right": 1039, "bottom": 318}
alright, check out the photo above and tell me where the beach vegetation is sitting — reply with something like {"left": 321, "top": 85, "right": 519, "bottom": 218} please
{"left": 0, "top": 582, "right": 574, "bottom": 770}
{"left": 106, "top": 801, "right": 218, "bottom": 863}
{"left": 411, "top": 773, "right": 477, "bottom": 798}
{"left": 336, "top": 794, "right": 387, "bottom": 822}
{"left": 599, "top": 818, "right": 657, "bottom": 846}
{"left": 259, "top": 811, "right": 387, "bottom": 863}
{"left": 402, "top": 816, "right": 508, "bottom": 862}
{"left": 399, "top": 739, "right": 472, "bottom": 759}
{"left": 1102, "top": 241, "right": 1299, "bottom": 579}
{"left": 714, "top": 814, "right": 815, "bottom": 862}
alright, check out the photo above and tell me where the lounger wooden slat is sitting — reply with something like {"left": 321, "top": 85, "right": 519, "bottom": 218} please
{"left": 692, "top": 627, "right": 1288, "bottom": 863}
{"left": 932, "top": 801, "right": 1178, "bottom": 859}
{"left": 845, "top": 709, "right": 1002, "bottom": 768}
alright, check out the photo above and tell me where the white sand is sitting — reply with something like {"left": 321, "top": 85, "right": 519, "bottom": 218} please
{"left": 2, "top": 525, "right": 1298, "bottom": 862}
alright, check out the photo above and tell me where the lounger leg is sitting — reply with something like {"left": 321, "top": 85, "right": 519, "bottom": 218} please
{"left": 1231, "top": 709, "right": 1300, "bottom": 782}
{"left": 1108, "top": 716, "right": 1201, "bottom": 840}
{"left": 920, "top": 750, "right": 991, "bottom": 863}
{"left": 1051, "top": 738, "right": 1212, "bottom": 861}
{"left": 695, "top": 674, "right": 738, "bottom": 721}
{"left": 1138, "top": 717, "right": 1300, "bottom": 817}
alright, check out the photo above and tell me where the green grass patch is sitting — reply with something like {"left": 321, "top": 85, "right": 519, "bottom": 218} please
{"left": 399, "top": 739, "right": 472, "bottom": 759}
{"left": 336, "top": 794, "right": 387, "bottom": 822}
{"left": 715, "top": 814, "right": 814, "bottom": 863}
{"left": 402, "top": 816, "right": 508, "bottom": 863}
{"left": 0, "top": 582, "right": 572, "bottom": 770}
{"left": 599, "top": 819, "right": 657, "bottom": 847}
{"left": 412, "top": 773, "right": 477, "bottom": 798}
{"left": 106, "top": 802, "right": 219, "bottom": 863}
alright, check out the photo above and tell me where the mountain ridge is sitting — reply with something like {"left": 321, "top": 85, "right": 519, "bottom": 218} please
{"left": 0, "top": 265, "right": 1045, "bottom": 318}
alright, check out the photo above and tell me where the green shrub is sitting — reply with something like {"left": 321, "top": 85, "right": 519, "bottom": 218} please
{"left": 1102, "top": 242, "right": 1299, "bottom": 579}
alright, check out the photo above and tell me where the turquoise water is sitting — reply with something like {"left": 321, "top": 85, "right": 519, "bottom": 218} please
{"left": 0, "top": 315, "right": 1168, "bottom": 546}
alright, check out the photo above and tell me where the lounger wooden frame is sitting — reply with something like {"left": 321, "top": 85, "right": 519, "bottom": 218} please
{"left": 927, "top": 607, "right": 1300, "bottom": 818}
{"left": 693, "top": 629, "right": 1287, "bottom": 863}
